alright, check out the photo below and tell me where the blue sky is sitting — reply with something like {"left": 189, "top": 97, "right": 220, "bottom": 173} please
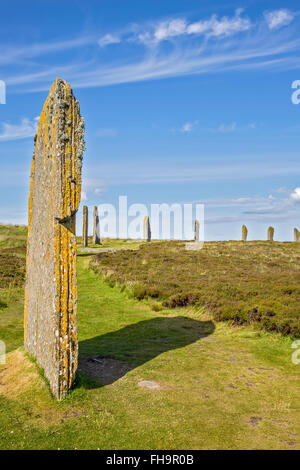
{"left": 0, "top": 0, "right": 300, "bottom": 240}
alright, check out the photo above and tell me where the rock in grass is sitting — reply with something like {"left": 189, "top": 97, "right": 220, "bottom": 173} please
{"left": 138, "top": 380, "right": 162, "bottom": 390}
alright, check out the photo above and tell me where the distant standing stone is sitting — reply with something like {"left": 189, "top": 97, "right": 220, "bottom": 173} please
{"left": 194, "top": 220, "right": 200, "bottom": 242}
{"left": 24, "top": 78, "right": 85, "bottom": 400}
{"left": 82, "top": 205, "right": 88, "bottom": 247}
{"left": 242, "top": 225, "right": 248, "bottom": 241}
{"left": 294, "top": 228, "right": 300, "bottom": 242}
{"left": 143, "top": 215, "right": 151, "bottom": 242}
{"left": 267, "top": 226, "right": 274, "bottom": 241}
{"left": 93, "top": 206, "right": 101, "bottom": 245}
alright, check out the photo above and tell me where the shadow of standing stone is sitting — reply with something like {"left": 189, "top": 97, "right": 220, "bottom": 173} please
{"left": 78, "top": 316, "right": 215, "bottom": 388}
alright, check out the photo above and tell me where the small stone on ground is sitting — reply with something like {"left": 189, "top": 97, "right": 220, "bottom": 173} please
{"left": 138, "top": 380, "right": 162, "bottom": 390}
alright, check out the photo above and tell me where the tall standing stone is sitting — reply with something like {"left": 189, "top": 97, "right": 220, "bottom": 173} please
{"left": 294, "top": 228, "right": 300, "bottom": 242}
{"left": 267, "top": 226, "right": 274, "bottom": 241}
{"left": 24, "top": 78, "right": 85, "bottom": 400}
{"left": 143, "top": 216, "right": 151, "bottom": 242}
{"left": 194, "top": 220, "right": 200, "bottom": 242}
{"left": 82, "top": 205, "right": 88, "bottom": 247}
{"left": 93, "top": 206, "right": 100, "bottom": 244}
{"left": 242, "top": 225, "right": 248, "bottom": 241}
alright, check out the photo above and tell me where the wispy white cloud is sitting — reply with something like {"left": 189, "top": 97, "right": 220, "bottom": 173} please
{"left": 176, "top": 120, "right": 256, "bottom": 134}
{"left": 94, "top": 187, "right": 106, "bottom": 196}
{"left": 94, "top": 188, "right": 104, "bottom": 196}
{"left": 201, "top": 195, "right": 273, "bottom": 207}
{"left": 187, "top": 9, "right": 251, "bottom": 38}
{"left": 180, "top": 121, "right": 198, "bottom": 133}
{"left": 206, "top": 122, "right": 257, "bottom": 133}
{"left": 81, "top": 178, "right": 107, "bottom": 198}
{"left": 264, "top": 9, "right": 294, "bottom": 30}
{"left": 0, "top": 117, "right": 39, "bottom": 142}
{"left": 0, "top": 36, "right": 94, "bottom": 66}
{"left": 290, "top": 187, "right": 300, "bottom": 202}
{"left": 203, "top": 187, "right": 300, "bottom": 227}
{"left": 3, "top": 9, "right": 300, "bottom": 93}
{"left": 98, "top": 34, "right": 121, "bottom": 47}
{"left": 153, "top": 18, "right": 187, "bottom": 42}
{"left": 216, "top": 122, "right": 237, "bottom": 133}
{"left": 239, "top": 186, "right": 300, "bottom": 219}
{"left": 139, "top": 9, "right": 252, "bottom": 44}
{"left": 181, "top": 122, "right": 193, "bottom": 133}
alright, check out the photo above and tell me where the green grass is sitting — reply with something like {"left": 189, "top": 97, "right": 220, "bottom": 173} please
{"left": 91, "top": 241, "right": 300, "bottom": 336}
{"left": 0, "top": 226, "right": 299, "bottom": 449}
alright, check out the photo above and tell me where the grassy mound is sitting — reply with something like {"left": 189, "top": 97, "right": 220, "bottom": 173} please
{"left": 91, "top": 241, "right": 300, "bottom": 336}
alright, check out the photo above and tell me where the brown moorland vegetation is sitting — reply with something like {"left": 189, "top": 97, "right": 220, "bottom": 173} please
{"left": 0, "top": 225, "right": 27, "bottom": 310}
{"left": 91, "top": 240, "right": 300, "bottom": 336}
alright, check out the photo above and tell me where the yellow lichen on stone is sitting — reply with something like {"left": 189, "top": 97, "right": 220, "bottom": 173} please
{"left": 24, "top": 78, "right": 84, "bottom": 399}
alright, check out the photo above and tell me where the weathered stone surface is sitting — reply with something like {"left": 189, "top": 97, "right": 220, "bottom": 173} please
{"left": 82, "top": 205, "right": 88, "bottom": 247}
{"left": 93, "top": 206, "right": 100, "bottom": 245}
{"left": 242, "top": 225, "right": 248, "bottom": 241}
{"left": 194, "top": 220, "right": 200, "bottom": 242}
{"left": 24, "top": 78, "right": 85, "bottom": 400}
{"left": 294, "top": 228, "right": 300, "bottom": 242}
{"left": 268, "top": 226, "right": 274, "bottom": 241}
{"left": 143, "top": 216, "right": 151, "bottom": 242}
